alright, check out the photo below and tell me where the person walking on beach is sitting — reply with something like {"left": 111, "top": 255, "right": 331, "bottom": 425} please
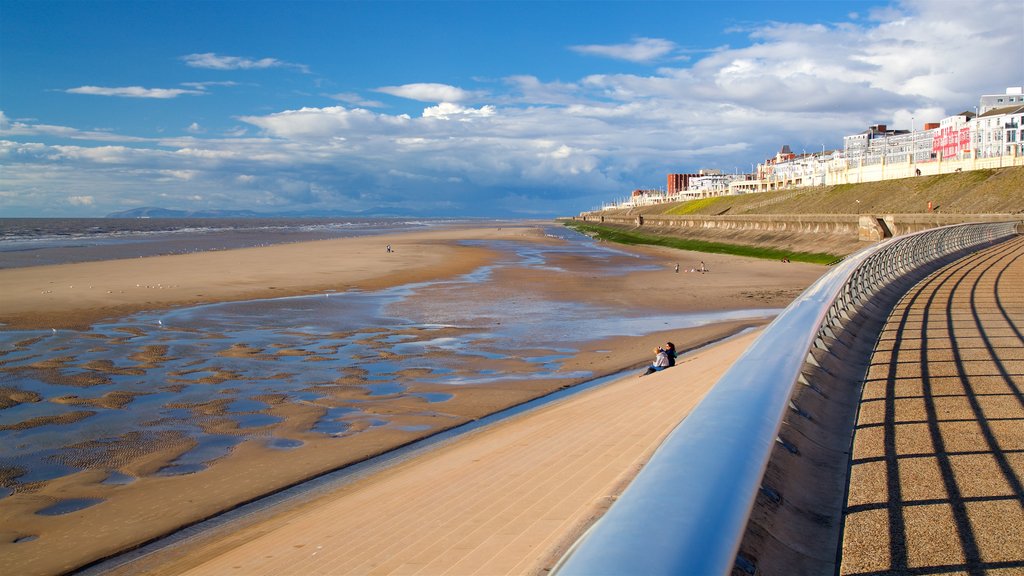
{"left": 642, "top": 347, "right": 670, "bottom": 376}
{"left": 699, "top": 260, "right": 707, "bottom": 273}
{"left": 664, "top": 342, "right": 677, "bottom": 367}
{"left": 386, "top": 244, "right": 392, "bottom": 253}
{"left": 674, "top": 263, "right": 680, "bottom": 273}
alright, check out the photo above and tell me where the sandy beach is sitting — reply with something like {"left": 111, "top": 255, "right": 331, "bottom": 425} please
{"left": 0, "top": 225, "right": 517, "bottom": 331}
{"left": 119, "top": 330, "right": 766, "bottom": 576}
{"left": 0, "top": 222, "right": 827, "bottom": 575}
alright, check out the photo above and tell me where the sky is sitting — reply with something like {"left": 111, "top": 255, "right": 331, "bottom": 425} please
{"left": 1, "top": 0, "right": 1022, "bottom": 218}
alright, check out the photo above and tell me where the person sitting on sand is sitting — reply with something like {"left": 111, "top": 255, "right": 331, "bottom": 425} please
{"left": 664, "top": 342, "right": 677, "bottom": 367}
{"left": 642, "top": 347, "right": 670, "bottom": 376}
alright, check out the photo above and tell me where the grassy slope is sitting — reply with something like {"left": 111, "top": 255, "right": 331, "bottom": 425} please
{"left": 564, "top": 221, "right": 840, "bottom": 265}
{"left": 570, "top": 166, "right": 1022, "bottom": 263}
{"left": 635, "top": 165, "right": 1024, "bottom": 217}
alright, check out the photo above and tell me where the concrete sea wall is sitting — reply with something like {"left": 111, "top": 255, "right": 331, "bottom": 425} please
{"left": 570, "top": 213, "right": 1020, "bottom": 242}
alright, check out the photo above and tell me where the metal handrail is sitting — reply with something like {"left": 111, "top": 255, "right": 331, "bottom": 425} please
{"left": 553, "top": 221, "right": 1019, "bottom": 575}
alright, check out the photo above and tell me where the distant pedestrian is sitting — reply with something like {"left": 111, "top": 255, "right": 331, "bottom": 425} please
{"left": 386, "top": 244, "right": 392, "bottom": 253}
{"left": 674, "top": 263, "right": 680, "bottom": 273}
{"left": 699, "top": 261, "right": 707, "bottom": 273}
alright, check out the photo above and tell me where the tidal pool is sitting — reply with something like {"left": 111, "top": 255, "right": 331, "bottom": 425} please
{"left": 0, "top": 227, "right": 778, "bottom": 490}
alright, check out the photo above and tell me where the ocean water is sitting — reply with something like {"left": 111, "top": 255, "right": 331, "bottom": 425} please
{"left": 0, "top": 217, "right": 484, "bottom": 268}
{"left": 0, "top": 221, "right": 779, "bottom": 497}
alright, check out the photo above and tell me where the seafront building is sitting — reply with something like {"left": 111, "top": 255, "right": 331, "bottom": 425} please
{"left": 608, "top": 87, "right": 1024, "bottom": 209}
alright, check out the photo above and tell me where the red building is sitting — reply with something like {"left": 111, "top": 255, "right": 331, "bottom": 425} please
{"left": 666, "top": 173, "right": 700, "bottom": 195}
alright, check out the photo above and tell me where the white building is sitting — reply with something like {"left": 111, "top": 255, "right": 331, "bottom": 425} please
{"left": 600, "top": 87, "right": 1023, "bottom": 209}
{"left": 979, "top": 87, "right": 1024, "bottom": 114}
{"left": 683, "top": 174, "right": 748, "bottom": 198}
{"left": 975, "top": 104, "right": 1024, "bottom": 158}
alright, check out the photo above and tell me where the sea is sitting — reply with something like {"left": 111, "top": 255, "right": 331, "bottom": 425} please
{"left": 0, "top": 217, "right": 480, "bottom": 269}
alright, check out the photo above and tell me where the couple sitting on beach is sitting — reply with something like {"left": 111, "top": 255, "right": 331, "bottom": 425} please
{"left": 641, "top": 342, "right": 676, "bottom": 376}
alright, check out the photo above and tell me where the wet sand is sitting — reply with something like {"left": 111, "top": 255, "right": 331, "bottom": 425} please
{"left": 121, "top": 330, "right": 766, "bottom": 576}
{"left": 0, "top": 225, "right": 520, "bottom": 331}
{"left": 0, "top": 223, "right": 827, "bottom": 575}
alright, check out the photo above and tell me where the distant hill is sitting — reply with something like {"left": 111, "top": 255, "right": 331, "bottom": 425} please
{"left": 105, "top": 207, "right": 265, "bottom": 218}
{"left": 103, "top": 206, "right": 538, "bottom": 219}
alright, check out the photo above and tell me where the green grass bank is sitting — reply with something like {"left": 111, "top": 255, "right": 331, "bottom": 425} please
{"left": 563, "top": 221, "right": 840, "bottom": 265}
{"left": 565, "top": 166, "right": 1022, "bottom": 261}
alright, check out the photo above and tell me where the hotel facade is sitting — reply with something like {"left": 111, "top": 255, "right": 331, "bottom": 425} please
{"left": 607, "top": 87, "right": 1024, "bottom": 209}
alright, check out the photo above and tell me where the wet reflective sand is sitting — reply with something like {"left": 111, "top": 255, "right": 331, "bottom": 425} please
{"left": 0, "top": 225, "right": 822, "bottom": 574}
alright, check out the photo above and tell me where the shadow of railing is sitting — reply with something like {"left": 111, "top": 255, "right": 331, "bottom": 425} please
{"left": 553, "top": 220, "right": 1021, "bottom": 576}
{"left": 841, "top": 234, "right": 1024, "bottom": 575}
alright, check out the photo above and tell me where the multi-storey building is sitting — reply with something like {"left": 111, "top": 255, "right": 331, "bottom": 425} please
{"left": 934, "top": 114, "right": 971, "bottom": 159}
{"left": 979, "top": 87, "right": 1024, "bottom": 114}
{"left": 975, "top": 105, "right": 1024, "bottom": 158}
{"left": 666, "top": 173, "right": 700, "bottom": 195}
{"left": 684, "top": 173, "right": 748, "bottom": 198}
{"left": 602, "top": 87, "right": 1024, "bottom": 209}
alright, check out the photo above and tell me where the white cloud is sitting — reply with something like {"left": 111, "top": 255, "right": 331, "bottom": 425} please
{"left": 182, "top": 81, "right": 241, "bottom": 89}
{"left": 238, "top": 106, "right": 412, "bottom": 140}
{"left": 68, "top": 195, "right": 94, "bottom": 206}
{"left": 158, "top": 169, "right": 199, "bottom": 180}
{"left": 66, "top": 86, "right": 204, "bottom": 98}
{"left": 181, "top": 53, "right": 310, "bottom": 73}
{"left": 0, "top": 119, "right": 151, "bottom": 142}
{"left": 503, "top": 76, "right": 582, "bottom": 106}
{"left": 328, "top": 92, "right": 386, "bottom": 108}
{"left": 570, "top": 37, "right": 680, "bottom": 63}
{"left": 187, "top": 122, "right": 203, "bottom": 134}
{"left": 4, "top": 0, "right": 1022, "bottom": 217}
{"left": 376, "top": 83, "right": 478, "bottom": 103}
{"left": 422, "top": 103, "right": 496, "bottom": 120}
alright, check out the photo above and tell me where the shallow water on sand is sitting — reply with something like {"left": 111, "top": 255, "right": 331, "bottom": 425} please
{"left": 0, "top": 227, "right": 777, "bottom": 493}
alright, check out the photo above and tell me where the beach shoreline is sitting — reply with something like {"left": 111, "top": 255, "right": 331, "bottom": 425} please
{"left": 0, "top": 222, "right": 827, "bottom": 575}
{"left": 0, "top": 224, "right": 538, "bottom": 331}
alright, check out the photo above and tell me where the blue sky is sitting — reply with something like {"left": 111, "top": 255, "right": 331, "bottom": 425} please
{"left": 1, "top": 0, "right": 1022, "bottom": 218}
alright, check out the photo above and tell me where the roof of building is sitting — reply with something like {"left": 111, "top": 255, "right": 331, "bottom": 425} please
{"left": 979, "top": 104, "right": 1024, "bottom": 117}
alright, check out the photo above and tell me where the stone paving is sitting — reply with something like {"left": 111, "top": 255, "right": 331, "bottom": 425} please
{"left": 841, "top": 235, "right": 1024, "bottom": 575}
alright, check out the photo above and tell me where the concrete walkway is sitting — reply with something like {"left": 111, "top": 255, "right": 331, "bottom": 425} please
{"left": 841, "top": 235, "right": 1024, "bottom": 574}
{"left": 134, "top": 331, "right": 761, "bottom": 576}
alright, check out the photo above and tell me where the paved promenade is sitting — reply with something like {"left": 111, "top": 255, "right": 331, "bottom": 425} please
{"left": 841, "top": 235, "right": 1024, "bottom": 574}
{"left": 127, "top": 331, "right": 761, "bottom": 576}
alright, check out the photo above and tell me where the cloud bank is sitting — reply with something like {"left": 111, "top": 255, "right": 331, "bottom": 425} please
{"left": 4, "top": 0, "right": 1022, "bottom": 217}
{"left": 65, "top": 86, "right": 204, "bottom": 99}
{"left": 570, "top": 37, "right": 680, "bottom": 63}
{"left": 181, "top": 53, "right": 310, "bottom": 73}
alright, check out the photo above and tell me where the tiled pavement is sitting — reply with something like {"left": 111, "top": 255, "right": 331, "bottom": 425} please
{"left": 841, "top": 235, "right": 1024, "bottom": 575}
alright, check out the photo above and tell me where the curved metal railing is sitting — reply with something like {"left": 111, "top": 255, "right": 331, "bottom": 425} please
{"left": 553, "top": 221, "right": 1019, "bottom": 575}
